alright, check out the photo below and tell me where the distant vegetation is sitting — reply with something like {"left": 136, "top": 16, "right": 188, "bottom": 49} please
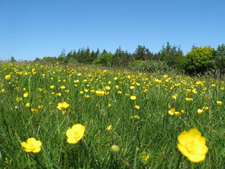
{"left": 28, "top": 42, "right": 224, "bottom": 76}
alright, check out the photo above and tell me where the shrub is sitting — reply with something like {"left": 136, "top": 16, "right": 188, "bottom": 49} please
{"left": 133, "top": 60, "right": 171, "bottom": 73}
{"left": 93, "top": 52, "right": 113, "bottom": 67}
{"left": 183, "top": 46, "right": 216, "bottom": 74}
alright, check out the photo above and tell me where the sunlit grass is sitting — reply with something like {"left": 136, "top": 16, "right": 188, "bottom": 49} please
{"left": 0, "top": 62, "right": 224, "bottom": 168}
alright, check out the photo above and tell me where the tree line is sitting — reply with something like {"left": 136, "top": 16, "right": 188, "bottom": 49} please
{"left": 35, "top": 42, "right": 225, "bottom": 75}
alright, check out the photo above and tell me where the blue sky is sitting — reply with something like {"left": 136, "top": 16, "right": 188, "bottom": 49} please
{"left": 1, "top": 0, "right": 225, "bottom": 61}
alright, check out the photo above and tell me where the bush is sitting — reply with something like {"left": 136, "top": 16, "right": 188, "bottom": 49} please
{"left": 93, "top": 52, "right": 113, "bottom": 67}
{"left": 130, "top": 60, "right": 143, "bottom": 69}
{"left": 133, "top": 60, "right": 172, "bottom": 73}
{"left": 183, "top": 46, "right": 216, "bottom": 74}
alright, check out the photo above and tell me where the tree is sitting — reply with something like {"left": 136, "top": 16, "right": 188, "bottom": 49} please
{"left": 215, "top": 44, "right": 225, "bottom": 73}
{"left": 159, "top": 42, "right": 183, "bottom": 67}
{"left": 121, "top": 50, "right": 131, "bottom": 68}
{"left": 145, "top": 48, "right": 154, "bottom": 60}
{"left": 134, "top": 45, "right": 147, "bottom": 60}
{"left": 10, "top": 56, "right": 16, "bottom": 62}
{"left": 59, "top": 48, "right": 66, "bottom": 58}
{"left": 183, "top": 46, "right": 216, "bottom": 74}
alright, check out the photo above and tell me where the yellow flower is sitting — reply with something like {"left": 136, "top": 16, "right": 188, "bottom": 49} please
{"left": 177, "top": 128, "right": 208, "bottom": 163}
{"left": 50, "top": 85, "right": 55, "bottom": 89}
{"left": 5, "top": 74, "right": 11, "bottom": 80}
{"left": 31, "top": 109, "right": 38, "bottom": 113}
{"left": 144, "top": 89, "right": 148, "bottom": 93}
{"left": 74, "top": 80, "right": 79, "bottom": 83}
{"left": 56, "top": 93, "right": 62, "bottom": 97}
{"left": 60, "top": 86, "right": 66, "bottom": 90}
{"left": 203, "top": 106, "right": 209, "bottom": 110}
{"left": 25, "top": 103, "right": 30, "bottom": 108}
{"left": 172, "top": 93, "right": 178, "bottom": 100}
{"left": 57, "top": 102, "right": 70, "bottom": 110}
{"left": 90, "top": 89, "right": 95, "bottom": 93}
{"left": 107, "top": 125, "right": 112, "bottom": 131}
{"left": 198, "top": 109, "right": 204, "bottom": 115}
{"left": 195, "top": 81, "right": 202, "bottom": 86}
{"left": 130, "top": 95, "right": 136, "bottom": 100}
{"left": 192, "top": 89, "right": 197, "bottom": 94}
{"left": 105, "top": 86, "right": 111, "bottom": 90}
{"left": 134, "top": 115, "right": 140, "bottom": 119}
{"left": 186, "top": 89, "right": 192, "bottom": 94}
{"left": 175, "top": 111, "right": 181, "bottom": 116}
{"left": 185, "top": 98, "right": 193, "bottom": 102}
{"left": 130, "top": 86, "right": 135, "bottom": 90}
{"left": 21, "top": 138, "right": 42, "bottom": 153}
{"left": 38, "top": 105, "right": 43, "bottom": 109}
{"left": 96, "top": 90, "right": 105, "bottom": 96}
{"left": 85, "top": 94, "right": 90, "bottom": 99}
{"left": 168, "top": 108, "right": 176, "bottom": 115}
{"left": 66, "top": 124, "right": 85, "bottom": 144}
{"left": 163, "top": 75, "right": 168, "bottom": 78}
{"left": 23, "top": 92, "right": 29, "bottom": 98}
{"left": 154, "top": 79, "right": 161, "bottom": 83}
{"left": 117, "top": 91, "right": 122, "bottom": 94}
{"left": 181, "top": 109, "right": 185, "bottom": 114}
{"left": 134, "top": 105, "right": 140, "bottom": 109}
{"left": 216, "top": 101, "right": 222, "bottom": 105}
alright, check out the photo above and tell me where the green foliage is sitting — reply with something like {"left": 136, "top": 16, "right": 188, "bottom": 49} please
{"left": 10, "top": 57, "right": 16, "bottom": 63}
{"left": 133, "top": 60, "right": 172, "bottom": 73}
{"left": 93, "top": 52, "right": 114, "bottom": 67}
{"left": 133, "top": 45, "right": 154, "bottom": 60}
{"left": 32, "top": 43, "right": 225, "bottom": 75}
{"left": 159, "top": 42, "right": 184, "bottom": 68}
{"left": 130, "top": 60, "right": 143, "bottom": 69}
{"left": 65, "top": 48, "right": 99, "bottom": 64}
{"left": 42, "top": 56, "right": 57, "bottom": 63}
{"left": 183, "top": 46, "right": 217, "bottom": 74}
{"left": 215, "top": 44, "right": 225, "bottom": 74}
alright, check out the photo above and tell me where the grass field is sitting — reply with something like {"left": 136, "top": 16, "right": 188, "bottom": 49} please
{"left": 0, "top": 62, "right": 224, "bottom": 168}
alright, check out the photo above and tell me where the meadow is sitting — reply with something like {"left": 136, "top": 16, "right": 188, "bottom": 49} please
{"left": 0, "top": 62, "right": 224, "bottom": 168}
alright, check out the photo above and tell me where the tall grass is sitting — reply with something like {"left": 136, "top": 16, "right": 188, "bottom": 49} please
{"left": 0, "top": 62, "right": 224, "bottom": 168}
